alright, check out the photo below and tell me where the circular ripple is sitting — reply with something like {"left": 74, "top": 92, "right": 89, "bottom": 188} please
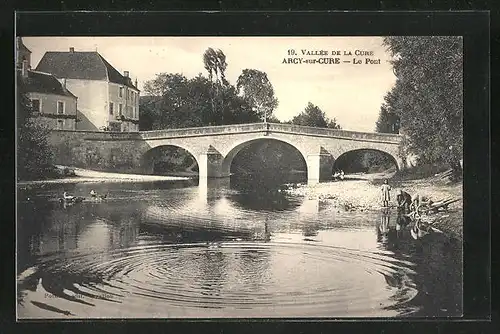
{"left": 18, "top": 242, "right": 420, "bottom": 318}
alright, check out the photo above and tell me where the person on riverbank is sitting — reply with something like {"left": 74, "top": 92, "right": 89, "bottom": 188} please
{"left": 411, "top": 193, "right": 433, "bottom": 215}
{"left": 380, "top": 179, "right": 391, "bottom": 207}
{"left": 397, "top": 189, "right": 412, "bottom": 213}
{"left": 90, "top": 189, "right": 97, "bottom": 198}
{"left": 340, "top": 170, "right": 345, "bottom": 180}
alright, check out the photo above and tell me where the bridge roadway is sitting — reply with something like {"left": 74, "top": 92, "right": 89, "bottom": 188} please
{"left": 49, "top": 122, "right": 403, "bottom": 184}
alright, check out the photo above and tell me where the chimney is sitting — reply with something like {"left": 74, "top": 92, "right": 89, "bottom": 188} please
{"left": 62, "top": 78, "right": 67, "bottom": 88}
{"left": 21, "top": 59, "right": 28, "bottom": 78}
{"left": 69, "top": 47, "right": 74, "bottom": 53}
{"left": 124, "top": 71, "right": 129, "bottom": 78}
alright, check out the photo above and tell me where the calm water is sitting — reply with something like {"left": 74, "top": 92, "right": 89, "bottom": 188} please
{"left": 16, "top": 177, "right": 462, "bottom": 318}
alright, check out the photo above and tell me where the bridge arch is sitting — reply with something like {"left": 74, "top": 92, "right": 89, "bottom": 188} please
{"left": 332, "top": 148, "right": 401, "bottom": 174}
{"left": 142, "top": 144, "right": 200, "bottom": 176}
{"left": 221, "top": 137, "right": 309, "bottom": 179}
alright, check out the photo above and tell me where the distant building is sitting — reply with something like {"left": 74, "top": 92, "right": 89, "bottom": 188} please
{"left": 35, "top": 47, "right": 140, "bottom": 132}
{"left": 16, "top": 37, "right": 78, "bottom": 130}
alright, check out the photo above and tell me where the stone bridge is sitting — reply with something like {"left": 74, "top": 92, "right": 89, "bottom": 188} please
{"left": 49, "top": 122, "right": 403, "bottom": 184}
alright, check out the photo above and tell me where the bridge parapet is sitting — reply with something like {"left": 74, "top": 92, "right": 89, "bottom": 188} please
{"left": 140, "top": 122, "right": 401, "bottom": 143}
{"left": 268, "top": 123, "right": 402, "bottom": 143}
{"left": 140, "top": 123, "right": 267, "bottom": 139}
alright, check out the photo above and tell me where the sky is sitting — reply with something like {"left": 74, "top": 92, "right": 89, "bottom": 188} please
{"left": 22, "top": 37, "right": 397, "bottom": 132}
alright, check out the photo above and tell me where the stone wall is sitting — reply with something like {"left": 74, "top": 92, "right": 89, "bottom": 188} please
{"left": 48, "top": 130, "right": 150, "bottom": 173}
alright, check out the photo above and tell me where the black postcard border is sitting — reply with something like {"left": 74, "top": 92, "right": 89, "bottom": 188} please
{"left": 3, "top": 10, "right": 492, "bottom": 334}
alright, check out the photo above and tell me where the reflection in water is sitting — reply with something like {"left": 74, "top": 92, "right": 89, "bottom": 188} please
{"left": 17, "top": 177, "right": 462, "bottom": 318}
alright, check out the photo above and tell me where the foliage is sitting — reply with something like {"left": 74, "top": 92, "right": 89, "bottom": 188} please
{"left": 17, "top": 79, "right": 54, "bottom": 180}
{"left": 203, "top": 48, "right": 229, "bottom": 86}
{"left": 236, "top": 69, "right": 279, "bottom": 122}
{"left": 382, "top": 36, "right": 463, "bottom": 178}
{"left": 290, "top": 102, "right": 341, "bottom": 129}
{"left": 140, "top": 73, "right": 261, "bottom": 130}
{"left": 375, "top": 105, "right": 400, "bottom": 134}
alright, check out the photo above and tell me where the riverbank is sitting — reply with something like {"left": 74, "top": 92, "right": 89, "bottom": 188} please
{"left": 284, "top": 171, "right": 463, "bottom": 239}
{"left": 17, "top": 167, "right": 191, "bottom": 185}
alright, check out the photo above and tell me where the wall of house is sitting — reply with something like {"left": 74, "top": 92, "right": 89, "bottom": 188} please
{"left": 63, "top": 79, "right": 109, "bottom": 131}
{"left": 108, "top": 82, "right": 140, "bottom": 132}
{"left": 36, "top": 117, "right": 76, "bottom": 130}
{"left": 17, "top": 48, "right": 31, "bottom": 69}
{"left": 28, "top": 92, "right": 77, "bottom": 130}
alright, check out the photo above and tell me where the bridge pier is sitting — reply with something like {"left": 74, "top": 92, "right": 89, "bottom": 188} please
{"left": 198, "top": 145, "right": 230, "bottom": 179}
{"left": 306, "top": 150, "right": 334, "bottom": 185}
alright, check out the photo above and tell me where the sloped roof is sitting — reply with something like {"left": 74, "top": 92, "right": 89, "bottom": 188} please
{"left": 18, "top": 70, "right": 77, "bottom": 98}
{"left": 35, "top": 51, "right": 139, "bottom": 90}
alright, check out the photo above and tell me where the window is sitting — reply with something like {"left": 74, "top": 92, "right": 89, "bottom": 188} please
{"left": 119, "top": 86, "right": 124, "bottom": 98}
{"left": 57, "top": 101, "right": 65, "bottom": 114}
{"left": 57, "top": 119, "right": 64, "bottom": 129}
{"left": 31, "top": 99, "right": 41, "bottom": 113}
{"left": 119, "top": 104, "right": 123, "bottom": 116}
{"left": 109, "top": 102, "right": 114, "bottom": 115}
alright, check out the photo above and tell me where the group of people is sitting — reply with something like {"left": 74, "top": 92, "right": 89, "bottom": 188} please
{"left": 333, "top": 169, "right": 345, "bottom": 181}
{"left": 380, "top": 179, "right": 433, "bottom": 216}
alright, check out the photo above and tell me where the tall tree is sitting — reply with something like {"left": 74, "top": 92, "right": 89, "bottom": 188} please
{"left": 236, "top": 69, "right": 279, "bottom": 122}
{"left": 17, "top": 76, "right": 54, "bottom": 180}
{"left": 382, "top": 36, "right": 463, "bottom": 177}
{"left": 290, "top": 102, "right": 341, "bottom": 129}
{"left": 376, "top": 104, "right": 400, "bottom": 134}
{"left": 203, "top": 48, "right": 230, "bottom": 123}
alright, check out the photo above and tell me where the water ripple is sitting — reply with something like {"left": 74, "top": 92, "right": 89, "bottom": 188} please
{"left": 18, "top": 241, "right": 419, "bottom": 318}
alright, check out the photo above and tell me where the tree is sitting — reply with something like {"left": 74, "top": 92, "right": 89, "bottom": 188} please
{"left": 236, "top": 69, "right": 279, "bottom": 122}
{"left": 290, "top": 102, "right": 341, "bottom": 129}
{"left": 140, "top": 72, "right": 261, "bottom": 130}
{"left": 203, "top": 48, "right": 230, "bottom": 123}
{"left": 376, "top": 104, "right": 400, "bottom": 134}
{"left": 17, "top": 76, "right": 54, "bottom": 180}
{"left": 382, "top": 36, "right": 463, "bottom": 178}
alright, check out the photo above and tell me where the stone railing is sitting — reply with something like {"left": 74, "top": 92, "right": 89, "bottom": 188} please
{"left": 140, "top": 123, "right": 267, "bottom": 139}
{"left": 140, "top": 122, "right": 401, "bottom": 143}
{"left": 268, "top": 123, "right": 402, "bottom": 143}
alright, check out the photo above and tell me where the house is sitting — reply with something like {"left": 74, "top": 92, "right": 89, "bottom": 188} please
{"left": 35, "top": 47, "right": 140, "bottom": 132}
{"left": 16, "top": 37, "right": 78, "bottom": 130}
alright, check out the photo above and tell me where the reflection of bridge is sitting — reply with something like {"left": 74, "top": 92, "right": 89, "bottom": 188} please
{"left": 49, "top": 122, "right": 403, "bottom": 184}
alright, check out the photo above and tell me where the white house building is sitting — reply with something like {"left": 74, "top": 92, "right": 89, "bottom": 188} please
{"left": 35, "top": 47, "right": 140, "bottom": 132}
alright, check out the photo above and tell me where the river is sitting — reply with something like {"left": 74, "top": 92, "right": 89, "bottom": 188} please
{"left": 16, "top": 176, "right": 462, "bottom": 318}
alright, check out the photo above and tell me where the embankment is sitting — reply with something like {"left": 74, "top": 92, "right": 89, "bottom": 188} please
{"left": 284, "top": 172, "right": 463, "bottom": 240}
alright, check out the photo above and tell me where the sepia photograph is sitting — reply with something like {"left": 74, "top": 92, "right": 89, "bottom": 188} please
{"left": 16, "top": 35, "right": 463, "bottom": 319}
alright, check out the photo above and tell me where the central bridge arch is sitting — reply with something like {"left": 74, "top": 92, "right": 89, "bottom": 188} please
{"left": 220, "top": 137, "right": 309, "bottom": 178}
